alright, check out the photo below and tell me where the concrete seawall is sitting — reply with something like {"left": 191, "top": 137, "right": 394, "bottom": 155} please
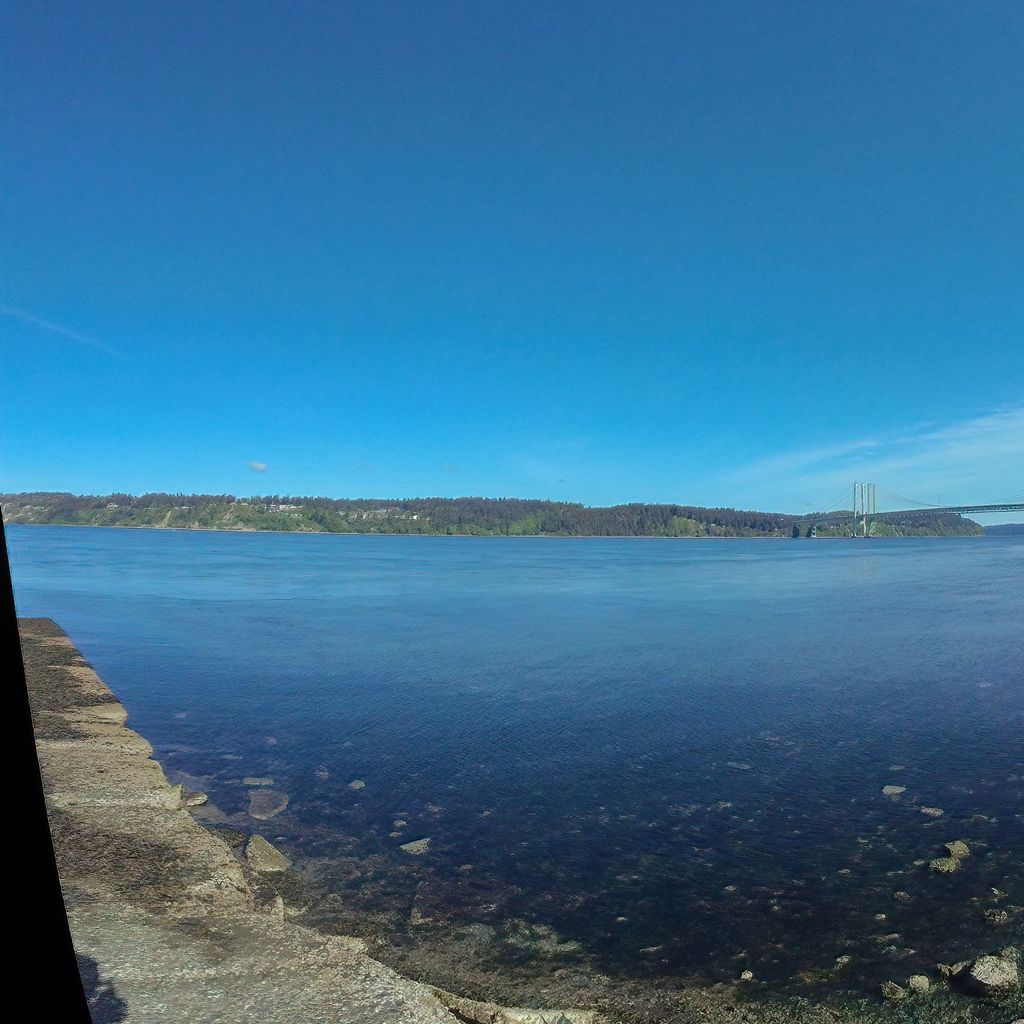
{"left": 21, "top": 618, "right": 599, "bottom": 1024}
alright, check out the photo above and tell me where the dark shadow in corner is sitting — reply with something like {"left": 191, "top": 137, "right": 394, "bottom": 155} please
{"left": 4, "top": 514, "right": 91, "bottom": 1020}
{"left": 77, "top": 954, "right": 129, "bottom": 1023}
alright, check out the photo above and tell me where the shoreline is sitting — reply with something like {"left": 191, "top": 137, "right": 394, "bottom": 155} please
{"left": 20, "top": 617, "right": 600, "bottom": 1024}
{"left": 21, "top": 617, "right": 1019, "bottom": 1023}
{"left": 5, "top": 521, "right": 992, "bottom": 540}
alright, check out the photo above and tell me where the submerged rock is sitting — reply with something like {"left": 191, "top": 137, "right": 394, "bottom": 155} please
{"left": 930, "top": 856, "right": 961, "bottom": 874}
{"left": 245, "top": 834, "right": 292, "bottom": 873}
{"left": 907, "top": 974, "right": 930, "bottom": 994}
{"left": 348, "top": 779, "right": 366, "bottom": 791}
{"left": 944, "top": 839, "right": 970, "bottom": 859}
{"left": 400, "top": 837, "right": 431, "bottom": 855}
{"left": 881, "top": 980, "right": 907, "bottom": 1000}
{"left": 739, "top": 970, "right": 754, "bottom": 981}
{"left": 20, "top": 619, "right": 463, "bottom": 1024}
{"left": 882, "top": 785, "right": 906, "bottom": 797}
{"left": 243, "top": 776, "right": 274, "bottom": 786}
{"left": 182, "top": 789, "right": 208, "bottom": 807}
{"left": 248, "top": 789, "right": 289, "bottom": 820}
{"left": 918, "top": 806, "right": 944, "bottom": 817}
{"left": 504, "top": 920, "right": 583, "bottom": 957}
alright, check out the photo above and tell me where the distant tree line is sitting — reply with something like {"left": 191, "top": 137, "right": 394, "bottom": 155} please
{"left": 0, "top": 492, "right": 983, "bottom": 538}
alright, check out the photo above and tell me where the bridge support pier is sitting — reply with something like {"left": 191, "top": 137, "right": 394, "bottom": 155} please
{"left": 853, "top": 482, "right": 877, "bottom": 537}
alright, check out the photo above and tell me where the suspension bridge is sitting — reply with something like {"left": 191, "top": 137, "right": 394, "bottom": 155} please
{"left": 797, "top": 483, "right": 1024, "bottom": 537}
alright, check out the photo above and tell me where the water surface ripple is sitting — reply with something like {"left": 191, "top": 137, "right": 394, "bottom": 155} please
{"left": 10, "top": 528, "right": 1023, "bottom": 1000}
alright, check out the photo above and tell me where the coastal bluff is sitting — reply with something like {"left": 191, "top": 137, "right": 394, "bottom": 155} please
{"left": 20, "top": 618, "right": 597, "bottom": 1024}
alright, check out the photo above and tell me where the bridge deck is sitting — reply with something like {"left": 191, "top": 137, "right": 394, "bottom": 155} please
{"left": 801, "top": 503, "right": 1024, "bottom": 524}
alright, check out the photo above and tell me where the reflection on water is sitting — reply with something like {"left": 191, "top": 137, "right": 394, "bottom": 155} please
{"left": 10, "top": 527, "right": 1023, "bottom": 1011}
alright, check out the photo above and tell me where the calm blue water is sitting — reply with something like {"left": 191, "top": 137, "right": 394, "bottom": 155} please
{"left": 10, "top": 526, "right": 1024, "bottom": 997}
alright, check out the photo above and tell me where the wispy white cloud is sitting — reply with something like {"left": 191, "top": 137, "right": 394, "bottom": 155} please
{"left": 247, "top": 461, "right": 268, "bottom": 473}
{"left": 717, "top": 407, "right": 1024, "bottom": 512}
{"left": 1, "top": 304, "right": 126, "bottom": 360}
{"left": 726, "top": 436, "right": 883, "bottom": 482}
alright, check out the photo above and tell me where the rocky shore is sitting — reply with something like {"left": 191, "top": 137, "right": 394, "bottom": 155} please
{"left": 21, "top": 618, "right": 599, "bottom": 1024}
{"left": 22, "top": 617, "right": 1021, "bottom": 1024}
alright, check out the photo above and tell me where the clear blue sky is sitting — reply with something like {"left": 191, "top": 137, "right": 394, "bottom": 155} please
{"left": 2, "top": 1, "right": 1022, "bottom": 516}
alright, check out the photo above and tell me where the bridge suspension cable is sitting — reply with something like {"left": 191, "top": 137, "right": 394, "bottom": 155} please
{"left": 874, "top": 486, "right": 943, "bottom": 509}
{"left": 876, "top": 485, "right": 1024, "bottom": 511}
{"left": 816, "top": 486, "right": 855, "bottom": 514}
{"left": 805, "top": 482, "right": 1024, "bottom": 526}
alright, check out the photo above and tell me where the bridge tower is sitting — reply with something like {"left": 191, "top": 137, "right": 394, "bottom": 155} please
{"left": 852, "top": 482, "right": 876, "bottom": 537}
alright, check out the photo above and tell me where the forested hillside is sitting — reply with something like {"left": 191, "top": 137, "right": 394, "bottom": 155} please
{"left": 1, "top": 492, "right": 984, "bottom": 537}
